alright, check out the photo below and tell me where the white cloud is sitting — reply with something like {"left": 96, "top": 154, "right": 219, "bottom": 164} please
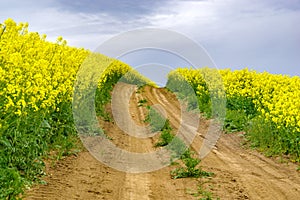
{"left": 140, "top": 0, "right": 300, "bottom": 75}
{"left": 0, "top": 0, "right": 299, "bottom": 75}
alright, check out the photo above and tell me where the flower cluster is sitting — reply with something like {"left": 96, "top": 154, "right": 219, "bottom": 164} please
{"left": 0, "top": 18, "right": 90, "bottom": 118}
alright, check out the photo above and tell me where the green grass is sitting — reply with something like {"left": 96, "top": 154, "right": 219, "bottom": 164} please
{"left": 223, "top": 109, "right": 248, "bottom": 133}
{"left": 144, "top": 106, "right": 167, "bottom": 133}
{"left": 246, "top": 116, "right": 300, "bottom": 162}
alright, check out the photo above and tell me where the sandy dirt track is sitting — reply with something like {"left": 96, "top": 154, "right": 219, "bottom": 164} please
{"left": 25, "top": 83, "right": 300, "bottom": 200}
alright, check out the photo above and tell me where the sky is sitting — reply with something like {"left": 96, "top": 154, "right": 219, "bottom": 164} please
{"left": 1, "top": 0, "right": 299, "bottom": 85}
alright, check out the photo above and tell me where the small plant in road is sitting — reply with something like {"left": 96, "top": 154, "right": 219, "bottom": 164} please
{"left": 138, "top": 99, "right": 148, "bottom": 107}
{"left": 171, "top": 149, "right": 213, "bottom": 179}
{"left": 155, "top": 120, "right": 174, "bottom": 147}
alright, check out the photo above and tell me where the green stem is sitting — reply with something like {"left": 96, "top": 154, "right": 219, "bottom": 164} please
{"left": 0, "top": 24, "right": 6, "bottom": 40}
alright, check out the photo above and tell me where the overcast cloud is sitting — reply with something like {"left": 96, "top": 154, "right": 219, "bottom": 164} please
{"left": 0, "top": 0, "right": 299, "bottom": 80}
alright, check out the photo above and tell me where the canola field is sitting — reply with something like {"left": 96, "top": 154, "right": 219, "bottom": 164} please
{"left": 0, "top": 19, "right": 152, "bottom": 198}
{"left": 167, "top": 68, "right": 300, "bottom": 162}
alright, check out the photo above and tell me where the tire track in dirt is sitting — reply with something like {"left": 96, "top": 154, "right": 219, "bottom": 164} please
{"left": 202, "top": 133, "right": 300, "bottom": 200}
{"left": 120, "top": 84, "right": 152, "bottom": 200}
{"left": 142, "top": 85, "right": 300, "bottom": 199}
{"left": 25, "top": 151, "right": 126, "bottom": 200}
{"left": 146, "top": 86, "right": 201, "bottom": 148}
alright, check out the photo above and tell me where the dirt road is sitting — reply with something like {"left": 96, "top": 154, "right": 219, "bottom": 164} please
{"left": 25, "top": 83, "right": 300, "bottom": 200}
